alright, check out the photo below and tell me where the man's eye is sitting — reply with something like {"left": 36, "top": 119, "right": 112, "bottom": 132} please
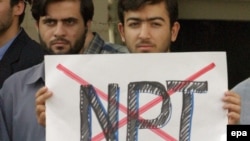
{"left": 65, "top": 19, "right": 76, "bottom": 25}
{"left": 44, "top": 20, "right": 56, "bottom": 26}
{"left": 151, "top": 22, "right": 161, "bottom": 27}
{"left": 128, "top": 22, "right": 139, "bottom": 28}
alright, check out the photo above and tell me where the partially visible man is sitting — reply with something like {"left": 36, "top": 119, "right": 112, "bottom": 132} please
{"left": 231, "top": 77, "right": 250, "bottom": 124}
{"left": 0, "top": 0, "right": 44, "bottom": 88}
{"left": 0, "top": 0, "right": 128, "bottom": 141}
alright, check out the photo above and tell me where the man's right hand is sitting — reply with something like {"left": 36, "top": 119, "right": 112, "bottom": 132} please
{"left": 35, "top": 86, "right": 53, "bottom": 127}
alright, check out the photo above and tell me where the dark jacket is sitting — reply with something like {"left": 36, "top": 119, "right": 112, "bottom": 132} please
{"left": 0, "top": 29, "right": 44, "bottom": 88}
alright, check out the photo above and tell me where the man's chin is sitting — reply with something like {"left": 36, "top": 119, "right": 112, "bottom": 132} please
{"left": 139, "top": 51, "right": 152, "bottom": 53}
{"left": 136, "top": 49, "right": 155, "bottom": 53}
{"left": 53, "top": 50, "right": 69, "bottom": 55}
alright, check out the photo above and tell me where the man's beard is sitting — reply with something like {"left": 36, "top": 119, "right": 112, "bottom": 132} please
{"left": 39, "top": 28, "right": 88, "bottom": 55}
{"left": 0, "top": 10, "right": 13, "bottom": 36}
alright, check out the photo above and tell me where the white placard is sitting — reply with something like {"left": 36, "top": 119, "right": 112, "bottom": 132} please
{"left": 45, "top": 52, "right": 228, "bottom": 141}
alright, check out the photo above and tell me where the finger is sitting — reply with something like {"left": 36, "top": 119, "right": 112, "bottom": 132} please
{"left": 36, "top": 103, "right": 45, "bottom": 112}
{"left": 224, "top": 91, "right": 240, "bottom": 98}
{"left": 36, "top": 104, "right": 46, "bottom": 126}
{"left": 223, "top": 92, "right": 241, "bottom": 105}
{"left": 36, "top": 104, "right": 45, "bottom": 118}
{"left": 228, "top": 112, "right": 240, "bottom": 124}
{"left": 223, "top": 103, "right": 241, "bottom": 114}
{"left": 35, "top": 86, "right": 48, "bottom": 98}
{"left": 38, "top": 111, "right": 46, "bottom": 126}
{"left": 35, "top": 90, "right": 53, "bottom": 105}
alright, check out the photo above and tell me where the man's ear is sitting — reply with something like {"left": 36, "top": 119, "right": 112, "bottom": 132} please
{"left": 14, "top": 0, "right": 25, "bottom": 16}
{"left": 86, "top": 20, "right": 92, "bottom": 29}
{"left": 171, "top": 21, "right": 180, "bottom": 42}
{"left": 118, "top": 22, "right": 126, "bottom": 42}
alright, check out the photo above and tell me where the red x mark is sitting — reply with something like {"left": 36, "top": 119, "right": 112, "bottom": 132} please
{"left": 56, "top": 62, "right": 215, "bottom": 141}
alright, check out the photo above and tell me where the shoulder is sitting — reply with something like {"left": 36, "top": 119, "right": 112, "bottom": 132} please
{"left": 14, "top": 29, "right": 42, "bottom": 50}
{"left": 91, "top": 32, "right": 129, "bottom": 54}
{"left": 1, "top": 63, "right": 44, "bottom": 91}
{"left": 18, "top": 30, "right": 43, "bottom": 50}
{"left": 232, "top": 77, "right": 250, "bottom": 96}
{"left": 11, "top": 29, "right": 44, "bottom": 60}
{"left": 13, "top": 30, "right": 44, "bottom": 65}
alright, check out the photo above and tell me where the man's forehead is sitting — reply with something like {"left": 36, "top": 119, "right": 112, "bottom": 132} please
{"left": 123, "top": 2, "right": 169, "bottom": 18}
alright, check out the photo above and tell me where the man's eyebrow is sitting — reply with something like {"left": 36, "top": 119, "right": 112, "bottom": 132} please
{"left": 61, "top": 17, "right": 78, "bottom": 22}
{"left": 42, "top": 16, "right": 77, "bottom": 21}
{"left": 126, "top": 17, "right": 141, "bottom": 22}
{"left": 41, "top": 16, "right": 55, "bottom": 21}
{"left": 147, "top": 17, "right": 165, "bottom": 22}
{"left": 126, "top": 17, "right": 165, "bottom": 22}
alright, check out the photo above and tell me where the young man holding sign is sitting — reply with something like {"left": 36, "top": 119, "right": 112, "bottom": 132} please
{"left": 116, "top": 0, "right": 240, "bottom": 124}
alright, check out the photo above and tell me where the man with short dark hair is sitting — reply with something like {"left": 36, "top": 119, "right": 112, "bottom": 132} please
{"left": 117, "top": 0, "right": 180, "bottom": 53}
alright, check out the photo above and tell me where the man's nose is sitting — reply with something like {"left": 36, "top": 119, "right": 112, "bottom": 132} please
{"left": 54, "top": 22, "right": 66, "bottom": 37}
{"left": 138, "top": 23, "right": 150, "bottom": 39}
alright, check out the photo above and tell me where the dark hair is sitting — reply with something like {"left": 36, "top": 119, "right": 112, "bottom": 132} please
{"left": 31, "top": 0, "right": 94, "bottom": 25}
{"left": 10, "top": 0, "right": 26, "bottom": 25}
{"left": 118, "top": 0, "right": 178, "bottom": 27}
